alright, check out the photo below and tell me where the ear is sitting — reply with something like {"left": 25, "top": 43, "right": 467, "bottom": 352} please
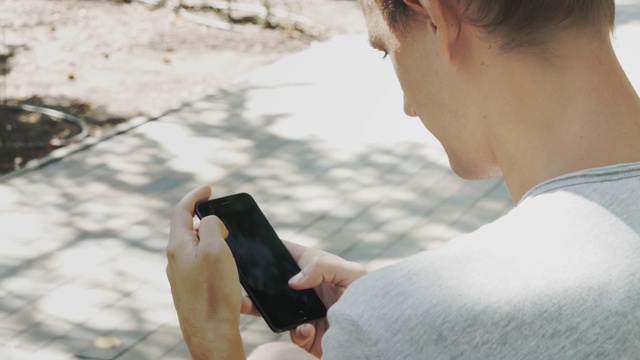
{"left": 402, "top": 0, "right": 461, "bottom": 61}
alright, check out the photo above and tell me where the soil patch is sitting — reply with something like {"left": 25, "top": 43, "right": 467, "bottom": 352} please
{"left": 0, "top": 0, "right": 365, "bottom": 176}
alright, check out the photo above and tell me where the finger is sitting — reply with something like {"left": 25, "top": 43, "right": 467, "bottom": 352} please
{"left": 177, "top": 184, "right": 212, "bottom": 218}
{"left": 289, "top": 255, "right": 366, "bottom": 290}
{"left": 290, "top": 324, "right": 316, "bottom": 351}
{"left": 197, "top": 215, "right": 229, "bottom": 252}
{"left": 240, "top": 297, "right": 261, "bottom": 317}
{"left": 193, "top": 217, "right": 202, "bottom": 238}
{"left": 168, "top": 185, "right": 212, "bottom": 259}
{"left": 169, "top": 185, "right": 212, "bottom": 242}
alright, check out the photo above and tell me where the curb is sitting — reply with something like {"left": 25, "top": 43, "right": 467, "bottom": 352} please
{"left": 0, "top": 115, "right": 151, "bottom": 182}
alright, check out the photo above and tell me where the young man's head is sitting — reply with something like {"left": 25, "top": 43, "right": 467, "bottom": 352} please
{"left": 378, "top": 0, "right": 615, "bottom": 52}
{"left": 359, "top": 0, "right": 617, "bottom": 182}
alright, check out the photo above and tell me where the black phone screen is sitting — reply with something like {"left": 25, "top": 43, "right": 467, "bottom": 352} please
{"left": 195, "top": 193, "right": 327, "bottom": 332}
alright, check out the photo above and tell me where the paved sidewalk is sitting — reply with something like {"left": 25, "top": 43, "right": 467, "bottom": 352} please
{"left": 1, "top": 5, "right": 640, "bottom": 358}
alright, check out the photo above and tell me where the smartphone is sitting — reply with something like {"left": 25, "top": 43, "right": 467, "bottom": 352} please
{"left": 195, "top": 193, "right": 327, "bottom": 333}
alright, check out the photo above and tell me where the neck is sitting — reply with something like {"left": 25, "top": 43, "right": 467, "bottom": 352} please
{"left": 483, "top": 32, "right": 640, "bottom": 203}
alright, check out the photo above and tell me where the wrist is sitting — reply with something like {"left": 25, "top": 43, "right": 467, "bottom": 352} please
{"left": 181, "top": 318, "right": 245, "bottom": 360}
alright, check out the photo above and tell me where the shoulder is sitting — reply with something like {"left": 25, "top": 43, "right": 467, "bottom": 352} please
{"left": 326, "top": 189, "right": 640, "bottom": 359}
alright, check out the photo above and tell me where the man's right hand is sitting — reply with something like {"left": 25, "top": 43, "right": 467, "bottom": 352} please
{"left": 240, "top": 241, "right": 367, "bottom": 358}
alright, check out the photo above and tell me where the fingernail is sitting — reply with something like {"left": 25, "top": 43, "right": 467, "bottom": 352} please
{"left": 290, "top": 272, "right": 304, "bottom": 284}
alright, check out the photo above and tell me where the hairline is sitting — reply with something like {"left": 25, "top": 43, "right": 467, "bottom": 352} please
{"left": 376, "top": 0, "right": 615, "bottom": 54}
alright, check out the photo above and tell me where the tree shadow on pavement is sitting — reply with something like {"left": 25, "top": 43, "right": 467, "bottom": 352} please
{"left": 0, "top": 76, "right": 514, "bottom": 359}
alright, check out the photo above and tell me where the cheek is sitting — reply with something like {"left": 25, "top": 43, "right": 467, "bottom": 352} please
{"left": 390, "top": 50, "right": 456, "bottom": 138}
{"left": 397, "top": 76, "right": 443, "bottom": 132}
{"left": 391, "top": 52, "right": 499, "bottom": 178}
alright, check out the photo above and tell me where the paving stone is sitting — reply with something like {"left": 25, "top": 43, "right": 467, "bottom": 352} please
{"left": 65, "top": 289, "right": 158, "bottom": 345}
{"left": 9, "top": 318, "right": 76, "bottom": 350}
{"left": 338, "top": 164, "right": 456, "bottom": 261}
{"left": 0, "top": 345, "right": 38, "bottom": 360}
{"left": 34, "top": 336, "right": 88, "bottom": 359}
{"left": 75, "top": 328, "right": 152, "bottom": 360}
{"left": 66, "top": 316, "right": 161, "bottom": 359}
{"left": 20, "top": 349, "right": 74, "bottom": 360}
{"left": 158, "top": 341, "right": 190, "bottom": 360}
{"left": 35, "top": 282, "right": 125, "bottom": 325}
{"left": 114, "top": 325, "right": 183, "bottom": 360}
{"left": 0, "top": 327, "right": 19, "bottom": 344}
{"left": 0, "top": 292, "right": 39, "bottom": 320}
{"left": 0, "top": 302, "right": 50, "bottom": 333}
{"left": 115, "top": 282, "right": 177, "bottom": 327}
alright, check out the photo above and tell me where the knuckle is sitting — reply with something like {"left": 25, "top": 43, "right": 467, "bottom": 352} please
{"left": 308, "top": 255, "right": 330, "bottom": 276}
{"left": 166, "top": 244, "right": 178, "bottom": 261}
{"left": 197, "top": 244, "right": 223, "bottom": 264}
{"left": 201, "top": 216, "right": 227, "bottom": 235}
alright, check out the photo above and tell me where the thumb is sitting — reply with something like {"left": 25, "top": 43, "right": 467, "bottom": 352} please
{"left": 288, "top": 270, "right": 313, "bottom": 289}
{"left": 288, "top": 255, "right": 365, "bottom": 290}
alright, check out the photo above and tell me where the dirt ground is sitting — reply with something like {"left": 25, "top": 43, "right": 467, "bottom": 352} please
{"left": 0, "top": 0, "right": 366, "bottom": 175}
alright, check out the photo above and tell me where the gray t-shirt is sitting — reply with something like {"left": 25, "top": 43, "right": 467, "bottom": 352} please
{"left": 322, "top": 162, "right": 640, "bottom": 359}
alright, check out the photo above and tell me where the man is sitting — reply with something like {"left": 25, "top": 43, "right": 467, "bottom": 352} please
{"left": 166, "top": 0, "right": 640, "bottom": 358}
